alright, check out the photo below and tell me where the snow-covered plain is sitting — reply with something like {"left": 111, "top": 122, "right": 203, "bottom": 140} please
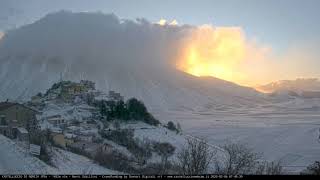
{"left": 154, "top": 98, "right": 320, "bottom": 174}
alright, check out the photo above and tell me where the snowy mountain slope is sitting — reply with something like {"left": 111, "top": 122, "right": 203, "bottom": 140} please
{"left": 256, "top": 78, "right": 320, "bottom": 97}
{"left": 257, "top": 78, "right": 320, "bottom": 92}
{"left": 0, "top": 11, "right": 267, "bottom": 115}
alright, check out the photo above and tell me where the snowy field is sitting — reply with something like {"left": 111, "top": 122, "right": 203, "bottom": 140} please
{"left": 154, "top": 99, "right": 320, "bottom": 174}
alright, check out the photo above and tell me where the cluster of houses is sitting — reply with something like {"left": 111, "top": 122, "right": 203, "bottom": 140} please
{"left": 1, "top": 80, "right": 125, "bottom": 158}
{"left": 0, "top": 100, "right": 112, "bottom": 157}
{"left": 31, "top": 80, "right": 96, "bottom": 105}
{"left": 31, "top": 80, "right": 124, "bottom": 106}
{"left": 42, "top": 108, "right": 115, "bottom": 157}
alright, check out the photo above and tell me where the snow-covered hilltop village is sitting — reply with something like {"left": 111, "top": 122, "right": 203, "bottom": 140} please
{"left": 0, "top": 80, "right": 185, "bottom": 174}
{"left": 1, "top": 9, "right": 320, "bottom": 176}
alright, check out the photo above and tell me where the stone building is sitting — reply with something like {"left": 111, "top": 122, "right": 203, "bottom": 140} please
{"left": 50, "top": 128, "right": 67, "bottom": 148}
{"left": 108, "top": 91, "right": 124, "bottom": 101}
{"left": 46, "top": 80, "right": 96, "bottom": 102}
{"left": 46, "top": 115, "right": 66, "bottom": 127}
{"left": 80, "top": 80, "right": 95, "bottom": 91}
{"left": 0, "top": 102, "right": 38, "bottom": 139}
{"left": 17, "top": 127, "right": 29, "bottom": 142}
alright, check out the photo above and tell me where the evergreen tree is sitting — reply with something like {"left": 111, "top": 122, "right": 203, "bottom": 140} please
{"left": 167, "top": 121, "right": 178, "bottom": 132}
{"left": 104, "top": 100, "right": 115, "bottom": 120}
{"left": 118, "top": 100, "right": 129, "bottom": 120}
{"left": 100, "top": 102, "right": 107, "bottom": 117}
{"left": 127, "top": 98, "right": 148, "bottom": 120}
{"left": 177, "top": 122, "right": 182, "bottom": 133}
{"left": 126, "top": 98, "right": 160, "bottom": 125}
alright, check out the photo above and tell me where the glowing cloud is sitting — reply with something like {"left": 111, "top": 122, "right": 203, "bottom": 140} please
{"left": 176, "top": 24, "right": 271, "bottom": 86}
{"left": 157, "top": 19, "right": 178, "bottom": 26}
{"left": 157, "top": 18, "right": 167, "bottom": 26}
{"left": 169, "top": 20, "right": 178, "bottom": 26}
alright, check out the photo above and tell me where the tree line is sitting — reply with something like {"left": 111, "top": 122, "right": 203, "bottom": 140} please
{"left": 97, "top": 98, "right": 160, "bottom": 126}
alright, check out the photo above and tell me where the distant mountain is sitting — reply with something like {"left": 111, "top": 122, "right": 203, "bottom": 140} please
{"left": 256, "top": 78, "right": 320, "bottom": 98}
{"left": 0, "top": 11, "right": 266, "bottom": 114}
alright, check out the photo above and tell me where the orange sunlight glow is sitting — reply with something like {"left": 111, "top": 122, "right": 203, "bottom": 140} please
{"left": 176, "top": 25, "right": 270, "bottom": 86}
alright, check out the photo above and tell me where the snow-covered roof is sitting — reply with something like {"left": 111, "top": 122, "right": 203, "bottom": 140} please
{"left": 64, "top": 133, "right": 77, "bottom": 139}
{"left": 17, "top": 127, "right": 28, "bottom": 134}
{"left": 50, "top": 127, "right": 63, "bottom": 134}
{"left": 67, "top": 126, "right": 82, "bottom": 131}
{"left": 0, "top": 102, "right": 40, "bottom": 113}
{"left": 47, "top": 117, "right": 64, "bottom": 121}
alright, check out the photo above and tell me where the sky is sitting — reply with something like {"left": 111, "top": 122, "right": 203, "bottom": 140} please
{"left": 0, "top": 0, "right": 320, "bottom": 86}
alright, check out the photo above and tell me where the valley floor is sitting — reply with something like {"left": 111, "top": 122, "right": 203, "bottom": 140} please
{"left": 155, "top": 108, "right": 320, "bottom": 174}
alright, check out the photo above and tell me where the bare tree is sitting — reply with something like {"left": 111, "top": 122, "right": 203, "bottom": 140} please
{"left": 93, "top": 148, "right": 135, "bottom": 173}
{"left": 152, "top": 142, "right": 176, "bottom": 174}
{"left": 158, "top": 155, "right": 171, "bottom": 174}
{"left": 177, "top": 137, "right": 215, "bottom": 174}
{"left": 255, "top": 160, "right": 283, "bottom": 175}
{"left": 215, "top": 143, "right": 260, "bottom": 175}
{"left": 305, "top": 161, "right": 320, "bottom": 175}
{"left": 133, "top": 138, "right": 152, "bottom": 167}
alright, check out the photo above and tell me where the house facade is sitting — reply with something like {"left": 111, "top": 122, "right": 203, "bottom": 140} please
{"left": 108, "top": 91, "right": 124, "bottom": 101}
{"left": 50, "top": 129, "right": 67, "bottom": 148}
{"left": 0, "top": 102, "right": 38, "bottom": 139}
{"left": 46, "top": 115, "right": 66, "bottom": 127}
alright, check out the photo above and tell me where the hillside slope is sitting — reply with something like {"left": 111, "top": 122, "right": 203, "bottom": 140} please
{"left": 0, "top": 135, "right": 56, "bottom": 174}
{"left": 0, "top": 135, "right": 120, "bottom": 174}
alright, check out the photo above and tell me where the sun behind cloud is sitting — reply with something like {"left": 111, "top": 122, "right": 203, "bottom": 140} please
{"left": 157, "top": 19, "right": 178, "bottom": 26}
{"left": 176, "top": 24, "right": 271, "bottom": 86}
